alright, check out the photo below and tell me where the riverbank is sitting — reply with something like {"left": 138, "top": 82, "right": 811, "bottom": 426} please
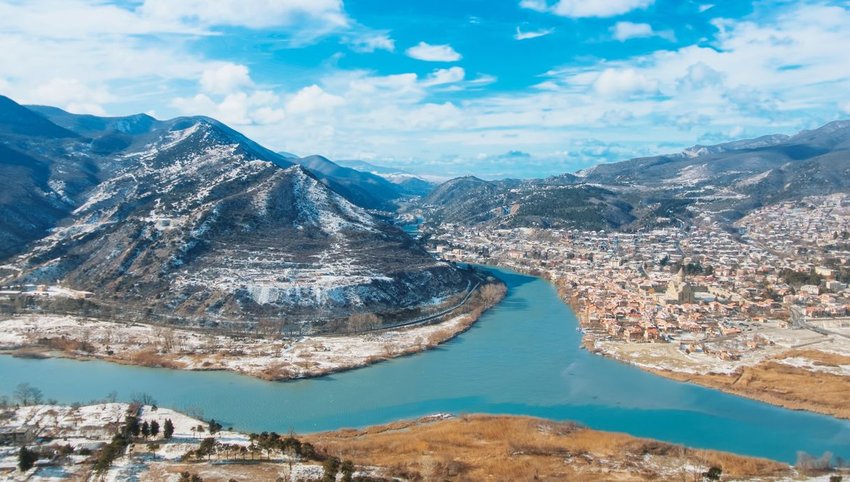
{"left": 0, "top": 281, "right": 506, "bottom": 382}
{"left": 4, "top": 403, "right": 833, "bottom": 481}
{"left": 467, "top": 259, "right": 850, "bottom": 421}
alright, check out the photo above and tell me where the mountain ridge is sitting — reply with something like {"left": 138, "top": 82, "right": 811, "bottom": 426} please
{"left": 0, "top": 95, "right": 483, "bottom": 331}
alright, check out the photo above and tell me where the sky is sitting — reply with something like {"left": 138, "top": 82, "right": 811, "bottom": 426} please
{"left": 1, "top": 0, "right": 850, "bottom": 179}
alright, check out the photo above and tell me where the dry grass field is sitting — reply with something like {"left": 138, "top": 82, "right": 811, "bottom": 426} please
{"left": 654, "top": 349, "right": 850, "bottom": 419}
{"left": 306, "top": 414, "right": 791, "bottom": 481}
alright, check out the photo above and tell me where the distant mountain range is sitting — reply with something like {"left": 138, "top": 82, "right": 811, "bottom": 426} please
{"left": 417, "top": 121, "right": 850, "bottom": 230}
{"left": 333, "top": 159, "right": 436, "bottom": 197}
{"left": 0, "top": 95, "right": 480, "bottom": 330}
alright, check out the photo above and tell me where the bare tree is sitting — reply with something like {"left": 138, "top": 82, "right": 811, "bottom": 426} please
{"left": 13, "top": 383, "right": 43, "bottom": 406}
{"left": 348, "top": 313, "right": 380, "bottom": 333}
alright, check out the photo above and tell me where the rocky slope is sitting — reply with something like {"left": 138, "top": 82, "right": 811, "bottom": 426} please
{"left": 0, "top": 95, "right": 481, "bottom": 331}
{"left": 418, "top": 121, "right": 850, "bottom": 229}
{"left": 419, "top": 175, "right": 634, "bottom": 230}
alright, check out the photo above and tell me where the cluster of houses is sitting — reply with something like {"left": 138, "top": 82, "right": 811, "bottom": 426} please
{"left": 429, "top": 197, "right": 850, "bottom": 361}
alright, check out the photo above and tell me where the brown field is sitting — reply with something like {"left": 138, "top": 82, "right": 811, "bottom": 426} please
{"left": 305, "top": 414, "right": 791, "bottom": 481}
{"left": 651, "top": 349, "right": 850, "bottom": 420}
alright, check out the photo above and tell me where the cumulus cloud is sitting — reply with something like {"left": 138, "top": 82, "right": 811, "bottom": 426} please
{"left": 522, "top": 0, "right": 655, "bottom": 18}
{"left": 514, "top": 26, "right": 554, "bottom": 40}
{"left": 286, "top": 85, "right": 346, "bottom": 114}
{"left": 405, "top": 42, "right": 462, "bottom": 62}
{"left": 611, "top": 22, "right": 654, "bottom": 41}
{"left": 677, "top": 62, "right": 724, "bottom": 91}
{"left": 30, "top": 78, "right": 113, "bottom": 115}
{"left": 172, "top": 90, "right": 285, "bottom": 125}
{"left": 344, "top": 31, "right": 395, "bottom": 53}
{"left": 593, "top": 68, "right": 658, "bottom": 97}
{"left": 200, "top": 64, "right": 253, "bottom": 95}
{"left": 422, "top": 67, "right": 466, "bottom": 87}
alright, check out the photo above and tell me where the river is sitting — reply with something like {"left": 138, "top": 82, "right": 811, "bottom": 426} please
{"left": 1, "top": 267, "right": 848, "bottom": 463}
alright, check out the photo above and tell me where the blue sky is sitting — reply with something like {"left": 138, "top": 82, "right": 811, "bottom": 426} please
{"left": 1, "top": 0, "right": 849, "bottom": 179}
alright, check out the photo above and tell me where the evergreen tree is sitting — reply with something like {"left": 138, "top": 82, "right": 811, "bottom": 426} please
{"left": 150, "top": 420, "right": 160, "bottom": 438}
{"left": 18, "top": 447, "right": 37, "bottom": 472}
{"left": 141, "top": 421, "right": 150, "bottom": 438}
{"left": 163, "top": 419, "right": 175, "bottom": 439}
{"left": 128, "top": 417, "right": 141, "bottom": 437}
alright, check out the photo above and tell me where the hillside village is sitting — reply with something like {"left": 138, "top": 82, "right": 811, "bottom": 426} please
{"left": 430, "top": 194, "right": 850, "bottom": 390}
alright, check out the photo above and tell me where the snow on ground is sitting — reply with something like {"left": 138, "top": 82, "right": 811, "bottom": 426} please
{"left": 592, "top": 323, "right": 850, "bottom": 377}
{"left": 777, "top": 356, "right": 850, "bottom": 377}
{"left": 0, "top": 310, "right": 476, "bottom": 381}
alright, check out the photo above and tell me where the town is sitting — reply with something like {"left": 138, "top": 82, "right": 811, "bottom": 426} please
{"left": 427, "top": 194, "right": 850, "bottom": 388}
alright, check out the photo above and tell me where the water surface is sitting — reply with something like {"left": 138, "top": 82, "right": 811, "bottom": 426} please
{"left": 1, "top": 267, "right": 848, "bottom": 463}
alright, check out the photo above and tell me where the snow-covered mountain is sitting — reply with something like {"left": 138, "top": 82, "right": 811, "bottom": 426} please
{"left": 418, "top": 121, "right": 850, "bottom": 229}
{"left": 0, "top": 95, "right": 481, "bottom": 330}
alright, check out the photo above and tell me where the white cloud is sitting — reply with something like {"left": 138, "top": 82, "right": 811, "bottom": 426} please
{"left": 677, "top": 62, "right": 724, "bottom": 91}
{"left": 611, "top": 22, "right": 654, "bottom": 41}
{"left": 593, "top": 68, "right": 658, "bottom": 97}
{"left": 523, "top": 0, "right": 655, "bottom": 18}
{"left": 514, "top": 26, "right": 554, "bottom": 40}
{"left": 519, "top": 0, "right": 549, "bottom": 12}
{"left": 286, "top": 85, "right": 345, "bottom": 114}
{"left": 200, "top": 64, "right": 253, "bottom": 95}
{"left": 30, "top": 78, "right": 113, "bottom": 115}
{"left": 422, "top": 67, "right": 466, "bottom": 87}
{"left": 405, "top": 42, "right": 462, "bottom": 62}
{"left": 138, "top": 0, "right": 348, "bottom": 30}
{"left": 172, "top": 90, "right": 284, "bottom": 126}
{"left": 841, "top": 101, "right": 850, "bottom": 115}
{"left": 344, "top": 31, "right": 395, "bottom": 53}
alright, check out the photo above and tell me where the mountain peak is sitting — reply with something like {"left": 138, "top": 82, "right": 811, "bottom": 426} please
{"left": 0, "top": 95, "right": 79, "bottom": 138}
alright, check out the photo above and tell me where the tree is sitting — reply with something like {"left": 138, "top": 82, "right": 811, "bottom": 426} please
{"left": 196, "top": 438, "right": 216, "bottom": 461}
{"left": 348, "top": 313, "right": 380, "bottom": 333}
{"left": 208, "top": 419, "right": 222, "bottom": 436}
{"left": 323, "top": 456, "right": 340, "bottom": 482}
{"left": 178, "top": 472, "right": 203, "bottom": 482}
{"left": 702, "top": 466, "right": 722, "bottom": 481}
{"left": 131, "top": 392, "right": 157, "bottom": 407}
{"left": 141, "top": 421, "right": 150, "bottom": 438}
{"left": 18, "top": 447, "right": 37, "bottom": 472}
{"left": 127, "top": 417, "right": 141, "bottom": 437}
{"left": 150, "top": 420, "right": 160, "bottom": 438}
{"left": 14, "top": 383, "right": 44, "bottom": 406}
{"left": 340, "top": 460, "right": 355, "bottom": 482}
{"left": 163, "top": 419, "right": 175, "bottom": 439}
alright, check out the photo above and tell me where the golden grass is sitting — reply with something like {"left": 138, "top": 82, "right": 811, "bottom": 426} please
{"left": 654, "top": 349, "right": 850, "bottom": 419}
{"left": 305, "top": 414, "right": 790, "bottom": 481}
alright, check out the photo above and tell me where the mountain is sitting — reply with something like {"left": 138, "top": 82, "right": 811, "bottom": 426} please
{"left": 419, "top": 175, "right": 633, "bottom": 230}
{"left": 0, "top": 97, "right": 482, "bottom": 331}
{"left": 0, "top": 96, "right": 100, "bottom": 260}
{"left": 293, "top": 155, "right": 404, "bottom": 211}
{"left": 579, "top": 120, "right": 850, "bottom": 223}
{"left": 335, "top": 159, "right": 436, "bottom": 197}
{"left": 420, "top": 121, "right": 850, "bottom": 230}
{"left": 0, "top": 96, "right": 78, "bottom": 139}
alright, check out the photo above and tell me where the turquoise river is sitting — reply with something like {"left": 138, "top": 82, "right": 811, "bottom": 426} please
{"left": 1, "top": 267, "right": 849, "bottom": 463}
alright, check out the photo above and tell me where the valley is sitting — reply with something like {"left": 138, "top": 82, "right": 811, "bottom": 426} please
{"left": 3, "top": 94, "right": 850, "bottom": 480}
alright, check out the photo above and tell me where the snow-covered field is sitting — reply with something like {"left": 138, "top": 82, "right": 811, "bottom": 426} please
{"left": 0, "top": 404, "right": 356, "bottom": 481}
{"left": 590, "top": 321, "right": 850, "bottom": 377}
{"left": 0, "top": 310, "right": 478, "bottom": 381}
